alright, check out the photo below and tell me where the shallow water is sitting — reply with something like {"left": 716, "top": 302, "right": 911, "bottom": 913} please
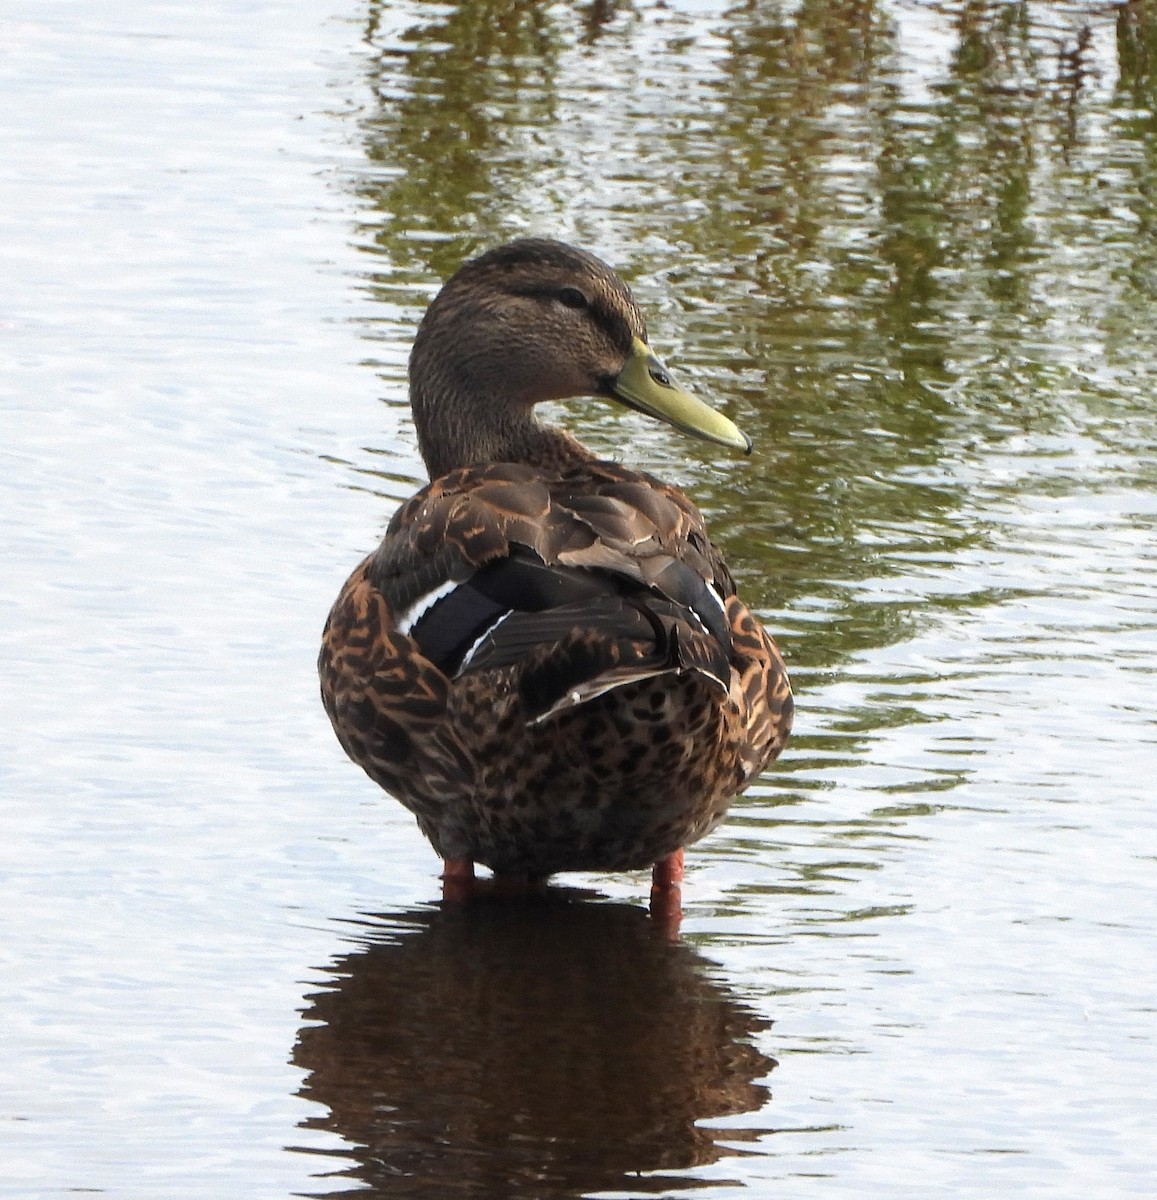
{"left": 2, "top": 0, "right": 1156, "bottom": 1196}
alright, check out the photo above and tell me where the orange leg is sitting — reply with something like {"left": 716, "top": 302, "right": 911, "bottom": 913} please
{"left": 651, "top": 848, "right": 685, "bottom": 890}
{"left": 441, "top": 857, "right": 476, "bottom": 902}
{"left": 649, "top": 848, "right": 684, "bottom": 936}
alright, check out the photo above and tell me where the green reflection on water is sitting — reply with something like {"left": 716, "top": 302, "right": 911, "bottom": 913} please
{"left": 343, "top": 0, "right": 1157, "bottom": 761}
{"left": 358, "top": 0, "right": 565, "bottom": 280}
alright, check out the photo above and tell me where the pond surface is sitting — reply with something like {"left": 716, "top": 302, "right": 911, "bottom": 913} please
{"left": 2, "top": 0, "right": 1155, "bottom": 1196}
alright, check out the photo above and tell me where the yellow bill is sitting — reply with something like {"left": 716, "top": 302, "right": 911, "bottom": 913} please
{"left": 608, "top": 337, "right": 752, "bottom": 454}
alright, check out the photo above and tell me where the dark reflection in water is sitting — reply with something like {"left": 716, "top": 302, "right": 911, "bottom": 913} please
{"left": 294, "top": 893, "right": 773, "bottom": 1197}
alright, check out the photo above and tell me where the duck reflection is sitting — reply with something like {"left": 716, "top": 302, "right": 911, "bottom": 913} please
{"left": 294, "top": 892, "right": 774, "bottom": 1198}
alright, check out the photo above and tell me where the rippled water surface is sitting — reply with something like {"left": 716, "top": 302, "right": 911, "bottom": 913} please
{"left": 3, "top": 1, "right": 1156, "bottom": 1196}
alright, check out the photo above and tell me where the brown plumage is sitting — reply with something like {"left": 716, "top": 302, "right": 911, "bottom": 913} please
{"left": 319, "top": 239, "right": 792, "bottom": 883}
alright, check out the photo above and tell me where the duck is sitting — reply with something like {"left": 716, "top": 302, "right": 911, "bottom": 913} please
{"left": 319, "top": 239, "right": 792, "bottom": 907}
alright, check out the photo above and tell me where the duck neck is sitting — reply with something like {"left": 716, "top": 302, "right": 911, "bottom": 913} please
{"left": 411, "top": 377, "right": 595, "bottom": 479}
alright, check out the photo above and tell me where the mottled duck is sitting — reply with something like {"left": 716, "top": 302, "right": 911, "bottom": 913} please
{"left": 319, "top": 239, "right": 792, "bottom": 915}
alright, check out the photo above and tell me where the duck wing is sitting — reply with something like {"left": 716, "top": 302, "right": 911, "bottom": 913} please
{"left": 365, "top": 461, "right": 739, "bottom": 699}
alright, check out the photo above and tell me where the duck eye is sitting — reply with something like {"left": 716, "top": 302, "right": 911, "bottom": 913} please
{"left": 557, "top": 287, "right": 589, "bottom": 310}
